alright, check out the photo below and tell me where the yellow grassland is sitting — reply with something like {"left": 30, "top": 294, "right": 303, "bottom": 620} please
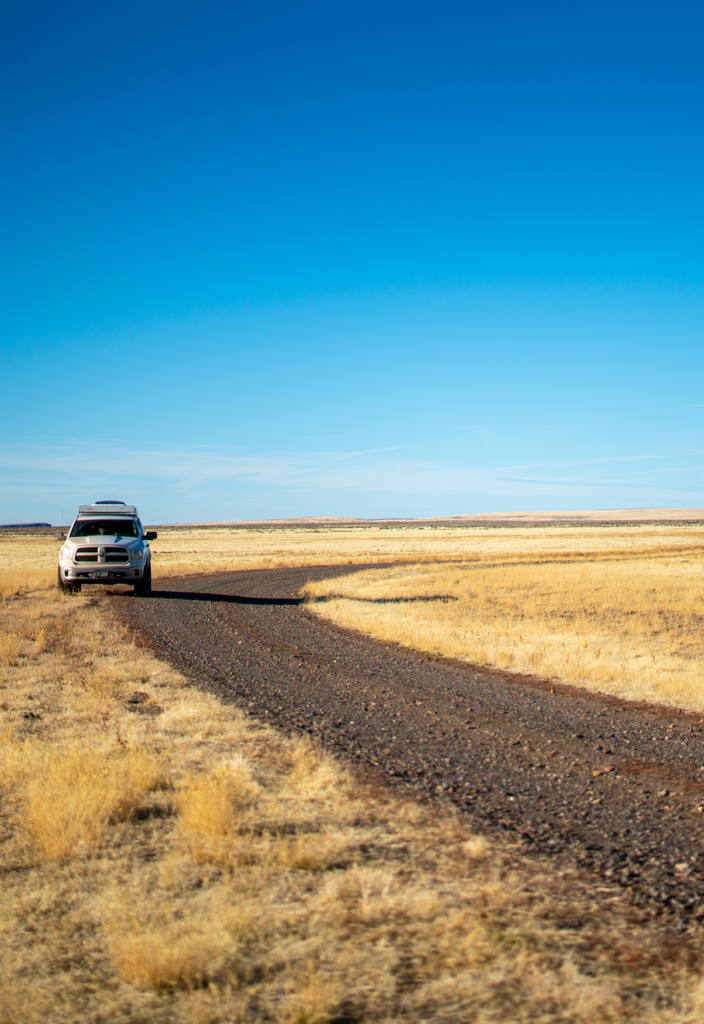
{"left": 3, "top": 529, "right": 704, "bottom": 1019}
{"left": 3, "top": 520, "right": 704, "bottom": 581}
{"left": 143, "top": 522, "right": 704, "bottom": 580}
{"left": 303, "top": 531, "right": 704, "bottom": 713}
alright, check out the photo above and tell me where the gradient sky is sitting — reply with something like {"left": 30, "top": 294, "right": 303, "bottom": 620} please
{"left": 2, "top": 1, "right": 703, "bottom": 524}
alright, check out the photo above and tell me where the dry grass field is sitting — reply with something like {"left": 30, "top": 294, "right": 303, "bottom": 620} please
{"left": 146, "top": 521, "right": 704, "bottom": 582}
{"left": 3, "top": 525, "right": 704, "bottom": 1020}
{"left": 304, "top": 528, "right": 704, "bottom": 714}
{"left": 3, "top": 519, "right": 703, "bottom": 581}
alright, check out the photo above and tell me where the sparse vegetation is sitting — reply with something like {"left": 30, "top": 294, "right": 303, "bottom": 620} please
{"left": 304, "top": 537, "right": 704, "bottom": 712}
{"left": 149, "top": 522, "right": 704, "bottom": 578}
{"left": 3, "top": 528, "right": 704, "bottom": 1020}
{"left": 3, "top": 519, "right": 703, "bottom": 582}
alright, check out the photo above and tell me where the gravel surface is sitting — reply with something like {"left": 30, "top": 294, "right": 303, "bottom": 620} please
{"left": 117, "top": 565, "right": 704, "bottom": 925}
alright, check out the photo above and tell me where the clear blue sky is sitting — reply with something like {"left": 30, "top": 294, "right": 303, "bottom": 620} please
{"left": 2, "top": 1, "right": 703, "bottom": 524}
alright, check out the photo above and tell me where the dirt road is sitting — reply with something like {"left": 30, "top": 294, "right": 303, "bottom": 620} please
{"left": 119, "top": 565, "right": 704, "bottom": 925}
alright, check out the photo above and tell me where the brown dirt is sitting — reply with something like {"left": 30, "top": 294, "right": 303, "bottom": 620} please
{"left": 117, "top": 565, "right": 704, "bottom": 930}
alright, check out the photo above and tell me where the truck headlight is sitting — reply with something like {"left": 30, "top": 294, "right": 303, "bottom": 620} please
{"left": 133, "top": 548, "right": 145, "bottom": 560}
{"left": 60, "top": 547, "right": 73, "bottom": 561}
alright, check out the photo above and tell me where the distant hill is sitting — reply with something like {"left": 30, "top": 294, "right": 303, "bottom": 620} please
{"left": 0, "top": 522, "right": 52, "bottom": 528}
{"left": 153, "top": 507, "right": 704, "bottom": 530}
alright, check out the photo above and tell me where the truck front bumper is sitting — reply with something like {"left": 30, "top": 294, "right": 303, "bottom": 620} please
{"left": 59, "top": 565, "right": 147, "bottom": 583}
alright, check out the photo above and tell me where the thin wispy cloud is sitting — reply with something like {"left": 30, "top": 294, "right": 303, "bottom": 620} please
{"left": 1, "top": 441, "right": 702, "bottom": 517}
{"left": 307, "top": 446, "right": 401, "bottom": 463}
{"left": 497, "top": 478, "right": 697, "bottom": 492}
{"left": 504, "top": 452, "right": 704, "bottom": 471}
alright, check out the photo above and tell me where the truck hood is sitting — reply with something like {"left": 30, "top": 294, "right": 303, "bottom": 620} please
{"left": 65, "top": 536, "right": 144, "bottom": 546}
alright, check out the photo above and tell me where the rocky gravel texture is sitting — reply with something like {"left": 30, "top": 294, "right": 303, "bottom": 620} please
{"left": 117, "top": 565, "right": 704, "bottom": 926}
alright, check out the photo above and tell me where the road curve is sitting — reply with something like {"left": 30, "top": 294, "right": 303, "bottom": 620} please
{"left": 117, "top": 565, "right": 704, "bottom": 923}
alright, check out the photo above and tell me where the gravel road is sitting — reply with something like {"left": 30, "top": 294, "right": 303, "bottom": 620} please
{"left": 118, "top": 565, "right": 704, "bottom": 925}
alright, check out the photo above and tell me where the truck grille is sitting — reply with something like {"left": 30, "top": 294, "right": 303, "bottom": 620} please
{"left": 75, "top": 547, "right": 99, "bottom": 563}
{"left": 105, "top": 547, "right": 129, "bottom": 563}
{"left": 75, "top": 546, "right": 130, "bottom": 564}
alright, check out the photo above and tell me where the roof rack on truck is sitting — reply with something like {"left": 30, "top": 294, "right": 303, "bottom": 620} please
{"left": 77, "top": 503, "right": 138, "bottom": 516}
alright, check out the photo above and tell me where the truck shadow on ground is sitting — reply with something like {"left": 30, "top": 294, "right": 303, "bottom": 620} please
{"left": 148, "top": 590, "right": 303, "bottom": 606}
{"left": 147, "top": 590, "right": 457, "bottom": 607}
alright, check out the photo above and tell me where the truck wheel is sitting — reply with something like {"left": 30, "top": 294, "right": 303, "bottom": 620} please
{"left": 135, "top": 565, "right": 152, "bottom": 598}
{"left": 57, "top": 567, "right": 81, "bottom": 594}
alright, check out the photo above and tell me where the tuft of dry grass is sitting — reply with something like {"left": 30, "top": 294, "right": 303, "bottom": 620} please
{"left": 110, "top": 923, "right": 232, "bottom": 990}
{"left": 23, "top": 746, "right": 162, "bottom": 860}
{"left": 0, "top": 632, "right": 19, "bottom": 666}
{"left": 176, "top": 764, "right": 260, "bottom": 866}
{"left": 305, "top": 542, "right": 704, "bottom": 712}
{"left": 4, "top": 527, "right": 704, "bottom": 1020}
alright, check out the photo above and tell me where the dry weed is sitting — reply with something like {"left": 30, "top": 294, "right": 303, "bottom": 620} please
{"left": 111, "top": 923, "right": 232, "bottom": 990}
{"left": 280, "top": 967, "right": 344, "bottom": 1024}
{"left": 33, "top": 627, "right": 46, "bottom": 654}
{"left": 285, "top": 738, "right": 347, "bottom": 799}
{"left": 22, "top": 746, "right": 162, "bottom": 860}
{"left": 0, "top": 632, "right": 19, "bottom": 666}
{"left": 176, "top": 765, "right": 261, "bottom": 866}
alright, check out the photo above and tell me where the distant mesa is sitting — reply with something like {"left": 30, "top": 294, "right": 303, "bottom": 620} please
{"left": 423, "top": 507, "right": 704, "bottom": 523}
{"left": 152, "top": 507, "right": 704, "bottom": 529}
{"left": 0, "top": 522, "right": 52, "bottom": 528}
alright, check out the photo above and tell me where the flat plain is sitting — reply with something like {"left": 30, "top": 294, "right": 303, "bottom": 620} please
{"left": 302, "top": 525, "right": 704, "bottom": 712}
{"left": 3, "top": 521, "right": 704, "bottom": 1022}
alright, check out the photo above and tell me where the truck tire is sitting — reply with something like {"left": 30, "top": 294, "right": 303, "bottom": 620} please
{"left": 57, "top": 567, "right": 81, "bottom": 594}
{"left": 134, "top": 562, "right": 151, "bottom": 597}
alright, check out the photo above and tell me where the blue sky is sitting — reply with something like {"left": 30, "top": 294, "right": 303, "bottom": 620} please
{"left": 2, "top": 1, "right": 703, "bottom": 523}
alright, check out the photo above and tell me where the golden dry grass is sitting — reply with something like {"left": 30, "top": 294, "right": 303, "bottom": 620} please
{"left": 304, "top": 538, "right": 704, "bottom": 712}
{"left": 21, "top": 746, "right": 162, "bottom": 860}
{"left": 0, "top": 529, "right": 59, "bottom": 598}
{"left": 109, "top": 521, "right": 704, "bottom": 579}
{"left": 3, "top": 528, "right": 704, "bottom": 1020}
{"left": 3, "top": 519, "right": 703, "bottom": 581}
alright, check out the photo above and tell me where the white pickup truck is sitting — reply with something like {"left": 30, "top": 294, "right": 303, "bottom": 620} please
{"left": 57, "top": 501, "right": 157, "bottom": 596}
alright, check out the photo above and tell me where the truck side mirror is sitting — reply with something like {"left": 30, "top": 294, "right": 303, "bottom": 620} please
{"left": 144, "top": 531, "right": 157, "bottom": 541}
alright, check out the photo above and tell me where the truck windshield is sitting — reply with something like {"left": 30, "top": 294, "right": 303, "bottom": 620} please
{"left": 70, "top": 519, "right": 140, "bottom": 538}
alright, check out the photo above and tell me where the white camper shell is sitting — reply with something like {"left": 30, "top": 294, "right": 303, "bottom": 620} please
{"left": 57, "top": 501, "right": 156, "bottom": 596}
